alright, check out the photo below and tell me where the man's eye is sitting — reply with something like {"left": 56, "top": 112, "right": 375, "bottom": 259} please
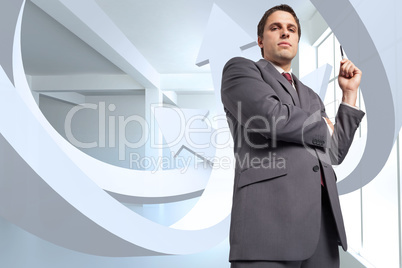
{"left": 271, "top": 27, "right": 278, "bottom": 30}
{"left": 289, "top": 28, "right": 296, "bottom": 32}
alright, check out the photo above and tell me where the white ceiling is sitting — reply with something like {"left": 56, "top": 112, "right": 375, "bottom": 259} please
{"left": 21, "top": 0, "right": 317, "bottom": 78}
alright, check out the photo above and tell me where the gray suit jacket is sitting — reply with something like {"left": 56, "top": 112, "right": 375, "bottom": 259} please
{"left": 221, "top": 57, "right": 365, "bottom": 261}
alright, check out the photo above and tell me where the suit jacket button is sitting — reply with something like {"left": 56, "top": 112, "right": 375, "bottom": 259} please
{"left": 313, "top": 165, "right": 320, "bottom": 172}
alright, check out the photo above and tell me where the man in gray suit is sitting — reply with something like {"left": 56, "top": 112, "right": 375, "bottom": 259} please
{"left": 221, "top": 4, "right": 365, "bottom": 268}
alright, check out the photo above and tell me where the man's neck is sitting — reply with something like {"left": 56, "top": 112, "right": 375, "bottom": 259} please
{"left": 275, "top": 62, "right": 291, "bottom": 72}
{"left": 266, "top": 60, "right": 292, "bottom": 74}
{"left": 264, "top": 58, "right": 292, "bottom": 72}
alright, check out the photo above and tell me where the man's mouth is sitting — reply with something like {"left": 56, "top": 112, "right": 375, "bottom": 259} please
{"left": 278, "top": 42, "right": 291, "bottom": 47}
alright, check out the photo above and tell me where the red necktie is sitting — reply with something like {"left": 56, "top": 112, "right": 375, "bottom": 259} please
{"left": 282, "top": 72, "right": 293, "bottom": 85}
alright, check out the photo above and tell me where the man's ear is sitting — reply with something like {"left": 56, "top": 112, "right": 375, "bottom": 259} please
{"left": 257, "top": 36, "right": 263, "bottom": 48}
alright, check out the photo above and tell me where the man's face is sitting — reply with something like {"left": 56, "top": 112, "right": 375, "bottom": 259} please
{"left": 258, "top": 10, "right": 299, "bottom": 70}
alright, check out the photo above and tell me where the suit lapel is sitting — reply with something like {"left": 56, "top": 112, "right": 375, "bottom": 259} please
{"left": 261, "top": 60, "right": 301, "bottom": 107}
{"left": 293, "top": 75, "right": 310, "bottom": 111}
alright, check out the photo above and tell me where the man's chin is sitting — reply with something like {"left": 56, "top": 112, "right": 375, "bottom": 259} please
{"left": 278, "top": 52, "right": 296, "bottom": 61}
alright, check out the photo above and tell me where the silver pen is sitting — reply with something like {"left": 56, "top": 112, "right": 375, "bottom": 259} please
{"left": 340, "top": 45, "right": 345, "bottom": 60}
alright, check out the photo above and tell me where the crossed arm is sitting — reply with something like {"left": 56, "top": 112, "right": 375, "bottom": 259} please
{"left": 221, "top": 57, "right": 364, "bottom": 165}
{"left": 222, "top": 57, "right": 330, "bottom": 148}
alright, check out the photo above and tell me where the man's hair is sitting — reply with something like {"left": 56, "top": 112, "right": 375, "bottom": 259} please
{"left": 257, "top": 4, "right": 301, "bottom": 57}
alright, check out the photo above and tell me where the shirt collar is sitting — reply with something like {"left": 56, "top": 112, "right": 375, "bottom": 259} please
{"left": 265, "top": 60, "right": 295, "bottom": 89}
{"left": 266, "top": 60, "right": 293, "bottom": 75}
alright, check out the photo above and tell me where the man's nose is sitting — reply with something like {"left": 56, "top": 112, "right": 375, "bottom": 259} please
{"left": 281, "top": 29, "right": 289, "bottom": 38}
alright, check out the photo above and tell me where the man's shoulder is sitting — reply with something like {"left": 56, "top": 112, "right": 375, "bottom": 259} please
{"left": 225, "top": 56, "right": 254, "bottom": 66}
{"left": 223, "top": 57, "right": 267, "bottom": 73}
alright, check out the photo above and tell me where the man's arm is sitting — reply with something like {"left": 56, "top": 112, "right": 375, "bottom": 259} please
{"left": 221, "top": 57, "right": 330, "bottom": 148}
{"left": 325, "top": 59, "right": 365, "bottom": 164}
{"left": 323, "top": 58, "right": 362, "bottom": 131}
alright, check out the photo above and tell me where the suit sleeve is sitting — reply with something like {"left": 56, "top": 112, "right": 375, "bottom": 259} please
{"left": 221, "top": 57, "right": 330, "bottom": 148}
{"left": 321, "top": 101, "right": 365, "bottom": 165}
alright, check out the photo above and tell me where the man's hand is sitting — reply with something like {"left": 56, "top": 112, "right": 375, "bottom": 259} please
{"left": 338, "top": 59, "right": 362, "bottom": 107}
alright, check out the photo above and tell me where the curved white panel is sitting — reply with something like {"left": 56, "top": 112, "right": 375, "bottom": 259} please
{"left": 0, "top": 0, "right": 233, "bottom": 256}
{"left": 311, "top": 0, "right": 397, "bottom": 194}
